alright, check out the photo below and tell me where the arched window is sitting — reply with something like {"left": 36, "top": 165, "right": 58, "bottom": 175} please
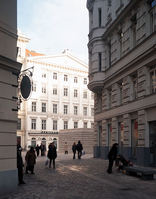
{"left": 41, "top": 138, "right": 46, "bottom": 147}
{"left": 31, "top": 137, "right": 36, "bottom": 147}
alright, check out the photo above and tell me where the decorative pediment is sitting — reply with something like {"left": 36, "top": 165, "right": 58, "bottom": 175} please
{"left": 87, "top": 0, "right": 94, "bottom": 11}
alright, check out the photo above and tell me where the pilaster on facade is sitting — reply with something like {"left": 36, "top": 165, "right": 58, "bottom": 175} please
{"left": 111, "top": 117, "right": 118, "bottom": 144}
{"left": 123, "top": 114, "right": 131, "bottom": 147}
{"left": 137, "top": 67, "right": 147, "bottom": 98}
{"left": 102, "top": 119, "right": 107, "bottom": 146}
{"left": 138, "top": 110, "right": 145, "bottom": 147}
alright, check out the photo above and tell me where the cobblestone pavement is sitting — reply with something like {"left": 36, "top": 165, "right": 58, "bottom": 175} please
{"left": 2, "top": 154, "right": 156, "bottom": 199}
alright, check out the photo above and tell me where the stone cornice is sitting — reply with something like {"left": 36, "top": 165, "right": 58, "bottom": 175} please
{"left": 0, "top": 55, "right": 21, "bottom": 73}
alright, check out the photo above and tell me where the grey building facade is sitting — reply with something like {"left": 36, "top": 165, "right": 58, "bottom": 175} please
{"left": 0, "top": 0, "right": 21, "bottom": 195}
{"left": 87, "top": 0, "right": 156, "bottom": 166}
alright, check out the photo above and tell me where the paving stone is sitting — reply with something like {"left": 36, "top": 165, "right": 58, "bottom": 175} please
{"left": 1, "top": 154, "right": 156, "bottom": 199}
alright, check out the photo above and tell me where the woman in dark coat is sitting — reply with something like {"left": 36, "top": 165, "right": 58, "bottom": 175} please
{"left": 72, "top": 142, "right": 77, "bottom": 159}
{"left": 107, "top": 143, "right": 118, "bottom": 174}
{"left": 47, "top": 142, "right": 57, "bottom": 168}
{"left": 25, "top": 147, "right": 36, "bottom": 174}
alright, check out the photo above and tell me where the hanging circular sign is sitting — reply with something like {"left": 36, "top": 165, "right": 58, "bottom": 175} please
{"left": 20, "top": 75, "right": 32, "bottom": 100}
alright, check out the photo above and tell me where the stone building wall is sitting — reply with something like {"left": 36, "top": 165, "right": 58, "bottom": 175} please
{"left": 59, "top": 128, "right": 95, "bottom": 154}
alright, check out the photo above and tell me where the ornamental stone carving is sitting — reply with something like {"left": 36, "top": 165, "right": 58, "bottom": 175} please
{"left": 87, "top": 0, "right": 94, "bottom": 10}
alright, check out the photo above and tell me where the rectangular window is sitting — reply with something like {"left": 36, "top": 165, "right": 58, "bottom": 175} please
{"left": 74, "top": 77, "right": 78, "bottom": 83}
{"left": 31, "top": 119, "right": 36, "bottom": 130}
{"left": 64, "top": 121, "right": 68, "bottom": 129}
{"left": 74, "top": 106, "right": 78, "bottom": 115}
{"left": 91, "top": 108, "right": 94, "bottom": 116}
{"left": 74, "top": 122, "right": 78, "bottom": 129}
{"left": 17, "top": 118, "right": 21, "bottom": 130}
{"left": 32, "top": 82, "right": 36, "bottom": 92}
{"left": 42, "top": 73, "right": 46, "bottom": 78}
{"left": 64, "top": 105, "right": 68, "bottom": 114}
{"left": 53, "top": 120, "right": 57, "bottom": 130}
{"left": 42, "top": 84, "right": 46, "bottom": 94}
{"left": 53, "top": 88, "right": 57, "bottom": 95}
{"left": 42, "top": 103, "right": 46, "bottom": 112}
{"left": 32, "top": 102, "right": 36, "bottom": 112}
{"left": 84, "top": 122, "right": 87, "bottom": 128}
{"left": 53, "top": 104, "right": 57, "bottom": 114}
{"left": 98, "top": 53, "right": 102, "bottom": 72}
{"left": 83, "top": 107, "right": 87, "bottom": 116}
{"left": 74, "top": 89, "right": 78, "bottom": 97}
{"left": 64, "top": 74, "right": 68, "bottom": 81}
{"left": 98, "top": 8, "right": 102, "bottom": 27}
{"left": 150, "top": 67, "right": 156, "bottom": 93}
{"left": 84, "top": 78, "right": 87, "bottom": 84}
{"left": 83, "top": 91, "right": 87, "bottom": 99}
{"left": 64, "top": 88, "right": 68, "bottom": 96}
{"left": 53, "top": 72, "right": 57, "bottom": 80}
{"left": 42, "top": 120, "right": 46, "bottom": 130}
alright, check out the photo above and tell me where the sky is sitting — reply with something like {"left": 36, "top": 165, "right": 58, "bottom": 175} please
{"left": 17, "top": 0, "right": 89, "bottom": 63}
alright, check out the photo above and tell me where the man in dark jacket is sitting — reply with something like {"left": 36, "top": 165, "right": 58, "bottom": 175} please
{"left": 17, "top": 144, "right": 25, "bottom": 185}
{"left": 107, "top": 143, "right": 118, "bottom": 174}
{"left": 76, "top": 140, "right": 83, "bottom": 159}
{"left": 47, "top": 142, "right": 57, "bottom": 168}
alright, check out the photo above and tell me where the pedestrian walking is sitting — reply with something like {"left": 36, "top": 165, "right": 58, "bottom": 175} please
{"left": 47, "top": 142, "right": 57, "bottom": 169}
{"left": 72, "top": 142, "right": 77, "bottom": 159}
{"left": 25, "top": 146, "right": 36, "bottom": 174}
{"left": 17, "top": 144, "right": 25, "bottom": 185}
{"left": 40, "top": 143, "right": 46, "bottom": 156}
{"left": 35, "top": 144, "right": 40, "bottom": 157}
{"left": 107, "top": 143, "right": 118, "bottom": 174}
{"left": 76, "top": 140, "right": 83, "bottom": 159}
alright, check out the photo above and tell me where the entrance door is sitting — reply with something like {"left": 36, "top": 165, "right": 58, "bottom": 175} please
{"left": 149, "top": 121, "right": 156, "bottom": 166}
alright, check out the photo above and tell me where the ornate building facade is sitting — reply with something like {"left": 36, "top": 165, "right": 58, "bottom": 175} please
{"left": 17, "top": 38, "right": 94, "bottom": 151}
{"left": 0, "top": 0, "right": 21, "bottom": 195}
{"left": 87, "top": 0, "right": 156, "bottom": 166}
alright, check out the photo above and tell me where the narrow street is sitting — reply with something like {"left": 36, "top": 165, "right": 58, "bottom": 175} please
{"left": 2, "top": 154, "right": 156, "bottom": 199}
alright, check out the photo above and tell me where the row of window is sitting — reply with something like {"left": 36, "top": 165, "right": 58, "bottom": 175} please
{"left": 96, "top": 66, "right": 156, "bottom": 112}
{"left": 32, "top": 102, "right": 94, "bottom": 116}
{"left": 31, "top": 119, "right": 94, "bottom": 130}
{"left": 32, "top": 84, "right": 94, "bottom": 99}
{"left": 93, "top": 2, "right": 156, "bottom": 72}
{"left": 42, "top": 72, "right": 88, "bottom": 84}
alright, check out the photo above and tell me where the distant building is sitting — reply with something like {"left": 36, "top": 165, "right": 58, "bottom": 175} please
{"left": 0, "top": 0, "right": 22, "bottom": 195}
{"left": 59, "top": 128, "right": 95, "bottom": 154}
{"left": 17, "top": 37, "right": 94, "bottom": 151}
{"left": 87, "top": 0, "right": 156, "bottom": 166}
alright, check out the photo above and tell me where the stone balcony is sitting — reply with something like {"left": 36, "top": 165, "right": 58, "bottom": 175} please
{"left": 88, "top": 72, "right": 105, "bottom": 93}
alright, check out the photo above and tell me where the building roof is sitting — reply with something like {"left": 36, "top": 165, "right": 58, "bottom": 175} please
{"left": 26, "top": 49, "right": 44, "bottom": 57}
{"left": 26, "top": 49, "right": 88, "bottom": 72}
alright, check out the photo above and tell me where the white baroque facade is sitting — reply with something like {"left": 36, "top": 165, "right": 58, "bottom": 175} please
{"left": 0, "top": 0, "right": 21, "bottom": 195}
{"left": 17, "top": 45, "right": 94, "bottom": 151}
{"left": 87, "top": 0, "right": 156, "bottom": 166}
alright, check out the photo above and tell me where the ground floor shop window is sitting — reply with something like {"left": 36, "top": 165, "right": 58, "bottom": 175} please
{"left": 131, "top": 119, "right": 138, "bottom": 158}
{"left": 149, "top": 121, "right": 156, "bottom": 166}
{"left": 118, "top": 122, "right": 124, "bottom": 154}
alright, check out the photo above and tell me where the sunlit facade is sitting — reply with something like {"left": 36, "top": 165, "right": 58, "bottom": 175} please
{"left": 17, "top": 37, "right": 94, "bottom": 151}
{"left": 87, "top": 0, "right": 156, "bottom": 166}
